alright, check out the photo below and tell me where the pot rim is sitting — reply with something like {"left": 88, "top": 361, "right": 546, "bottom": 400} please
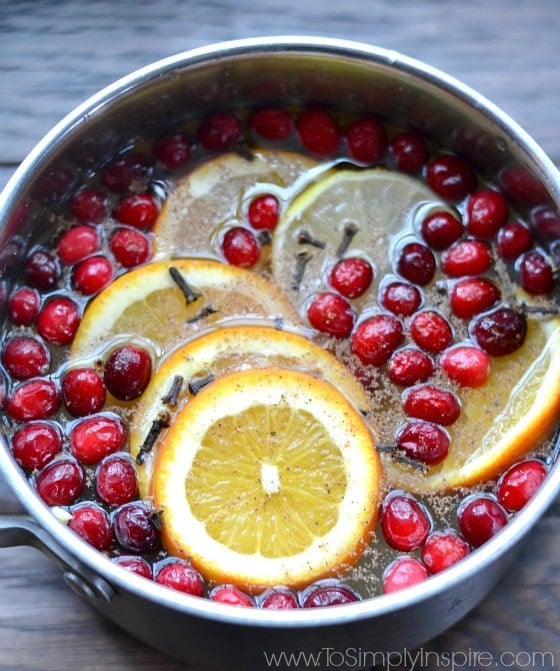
{"left": 1, "top": 34, "right": 560, "bottom": 629}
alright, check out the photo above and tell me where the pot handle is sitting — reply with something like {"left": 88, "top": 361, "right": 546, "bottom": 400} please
{"left": 0, "top": 515, "right": 115, "bottom": 604}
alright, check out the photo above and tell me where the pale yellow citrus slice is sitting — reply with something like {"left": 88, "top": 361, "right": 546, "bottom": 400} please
{"left": 129, "top": 324, "right": 373, "bottom": 497}
{"left": 70, "top": 258, "right": 302, "bottom": 360}
{"left": 151, "top": 367, "right": 381, "bottom": 592}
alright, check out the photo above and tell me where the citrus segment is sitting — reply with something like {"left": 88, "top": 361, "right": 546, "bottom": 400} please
{"left": 151, "top": 368, "right": 381, "bottom": 592}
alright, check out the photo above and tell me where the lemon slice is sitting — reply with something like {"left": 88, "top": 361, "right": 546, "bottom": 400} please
{"left": 151, "top": 367, "right": 381, "bottom": 592}
{"left": 129, "top": 324, "right": 374, "bottom": 497}
{"left": 70, "top": 258, "right": 301, "bottom": 360}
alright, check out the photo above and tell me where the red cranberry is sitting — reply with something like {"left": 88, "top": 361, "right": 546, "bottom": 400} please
{"left": 496, "top": 459, "right": 548, "bottom": 513}
{"left": 457, "top": 495, "right": 508, "bottom": 547}
{"left": 7, "top": 378, "right": 61, "bottom": 421}
{"left": 249, "top": 108, "right": 292, "bottom": 141}
{"left": 96, "top": 454, "right": 138, "bottom": 506}
{"left": 470, "top": 307, "right": 527, "bottom": 356}
{"left": 402, "top": 384, "right": 461, "bottom": 426}
{"left": 62, "top": 367, "right": 106, "bottom": 417}
{"left": 70, "top": 188, "right": 108, "bottom": 223}
{"left": 532, "top": 206, "right": 560, "bottom": 242}
{"left": 307, "top": 292, "right": 355, "bottom": 339}
{"left": 152, "top": 133, "right": 192, "bottom": 169}
{"left": 209, "top": 584, "right": 254, "bottom": 607}
{"left": 113, "top": 192, "right": 160, "bottom": 229}
{"left": 350, "top": 314, "right": 403, "bottom": 366}
{"left": 301, "top": 582, "right": 360, "bottom": 607}
{"left": 69, "top": 503, "right": 113, "bottom": 552}
{"left": 389, "top": 132, "right": 429, "bottom": 174}
{"left": 112, "top": 555, "right": 152, "bottom": 579}
{"left": 24, "top": 249, "right": 60, "bottom": 291}
{"left": 465, "top": 188, "right": 508, "bottom": 239}
{"left": 295, "top": 109, "right": 340, "bottom": 158}
{"left": 259, "top": 588, "right": 299, "bottom": 609}
{"left": 380, "top": 281, "right": 422, "bottom": 316}
{"left": 11, "top": 421, "right": 63, "bottom": 471}
{"left": 345, "top": 117, "right": 387, "bottom": 164}
{"left": 221, "top": 227, "right": 260, "bottom": 267}
{"left": 103, "top": 344, "right": 152, "bottom": 401}
{"left": 496, "top": 221, "right": 533, "bottom": 261}
{"left": 380, "top": 492, "right": 431, "bottom": 551}
{"left": 382, "top": 556, "right": 428, "bottom": 594}
{"left": 8, "top": 287, "right": 40, "bottom": 326}
{"left": 69, "top": 414, "right": 127, "bottom": 465}
{"left": 113, "top": 502, "right": 160, "bottom": 553}
{"left": 388, "top": 348, "right": 434, "bottom": 387}
{"left": 396, "top": 242, "right": 436, "bottom": 286}
{"left": 440, "top": 345, "right": 490, "bottom": 388}
{"left": 102, "top": 153, "right": 153, "bottom": 193}
{"left": 409, "top": 310, "right": 453, "bottom": 354}
{"left": 36, "top": 296, "right": 81, "bottom": 346}
{"left": 247, "top": 194, "right": 280, "bottom": 231}
{"left": 72, "top": 255, "right": 114, "bottom": 295}
{"left": 197, "top": 112, "right": 243, "bottom": 151}
{"left": 396, "top": 421, "right": 450, "bottom": 465}
{"left": 2, "top": 335, "right": 50, "bottom": 380}
{"left": 57, "top": 225, "right": 99, "bottom": 264}
{"left": 35, "top": 458, "right": 84, "bottom": 506}
{"left": 329, "top": 257, "right": 373, "bottom": 298}
{"left": 421, "top": 530, "right": 470, "bottom": 574}
{"left": 420, "top": 211, "right": 463, "bottom": 250}
{"left": 109, "top": 227, "right": 152, "bottom": 267}
{"left": 426, "top": 155, "right": 477, "bottom": 201}
{"left": 500, "top": 165, "right": 548, "bottom": 207}
{"left": 155, "top": 561, "right": 204, "bottom": 596}
{"left": 449, "top": 277, "right": 501, "bottom": 319}
{"left": 441, "top": 240, "right": 493, "bottom": 277}
{"left": 518, "top": 251, "right": 555, "bottom": 295}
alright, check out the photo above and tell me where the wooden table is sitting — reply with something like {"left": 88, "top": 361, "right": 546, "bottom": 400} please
{"left": 1, "top": 2, "right": 559, "bottom": 669}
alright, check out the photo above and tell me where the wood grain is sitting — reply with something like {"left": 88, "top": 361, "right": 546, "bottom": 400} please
{"left": 1, "top": 1, "right": 560, "bottom": 669}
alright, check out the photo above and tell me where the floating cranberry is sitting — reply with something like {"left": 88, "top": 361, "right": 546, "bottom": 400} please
{"left": 402, "top": 384, "right": 461, "bottom": 426}
{"left": 440, "top": 345, "right": 490, "bottom": 388}
{"left": 307, "top": 292, "right": 355, "bottom": 339}
{"left": 350, "top": 314, "right": 403, "bottom": 366}
{"left": 409, "top": 310, "right": 453, "bottom": 354}
{"left": 103, "top": 344, "right": 152, "bottom": 401}
{"left": 259, "top": 588, "right": 300, "bottom": 609}
{"left": 420, "top": 211, "right": 463, "bottom": 250}
{"left": 396, "top": 242, "right": 436, "bottom": 286}
{"left": 35, "top": 458, "right": 84, "bottom": 506}
{"left": 380, "top": 281, "right": 422, "bottom": 316}
{"left": 112, "top": 555, "right": 152, "bottom": 579}
{"left": 532, "top": 205, "right": 560, "bottom": 242}
{"left": 197, "top": 112, "right": 243, "bottom": 151}
{"left": 249, "top": 108, "right": 292, "bottom": 141}
{"left": 295, "top": 109, "right": 340, "bottom": 158}
{"left": 345, "top": 117, "right": 387, "bottom": 164}
{"left": 465, "top": 188, "right": 508, "bottom": 239}
{"left": 500, "top": 165, "right": 548, "bottom": 207}
{"left": 449, "top": 277, "right": 501, "bottom": 319}
{"left": 381, "top": 492, "right": 431, "bottom": 551}
{"left": 209, "top": 584, "right": 254, "bottom": 606}
{"left": 102, "top": 153, "right": 153, "bottom": 193}
{"left": 109, "top": 227, "right": 152, "bottom": 268}
{"left": 518, "top": 251, "right": 555, "bottom": 295}
{"left": 57, "top": 225, "right": 99, "bottom": 264}
{"left": 70, "top": 188, "right": 108, "bottom": 223}
{"left": 72, "top": 255, "right": 114, "bottom": 295}
{"left": 426, "top": 155, "right": 477, "bottom": 201}
{"left": 382, "top": 556, "right": 428, "bottom": 594}
{"left": 388, "top": 348, "right": 434, "bottom": 387}
{"left": 62, "top": 367, "right": 106, "bottom": 417}
{"left": 329, "top": 257, "right": 373, "bottom": 298}
{"left": 7, "top": 378, "right": 61, "bottom": 421}
{"left": 421, "top": 530, "right": 470, "bottom": 574}
{"left": 389, "top": 132, "right": 429, "bottom": 174}
{"left": 11, "top": 421, "right": 63, "bottom": 471}
{"left": 113, "top": 502, "right": 160, "bottom": 553}
{"left": 69, "top": 503, "right": 114, "bottom": 552}
{"left": 152, "top": 133, "right": 192, "bottom": 169}
{"left": 496, "top": 221, "right": 533, "bottom": 261}
{"left": 155, "top": 561, "right": 204, "bottom": 596}
{"left": 247, "top": 194, "right": 280, "bottom": 231}
{"left": 496, "top": 459, "right": 548, "bottom": 513}
{"left": 24, "top": 249, "right": 60, "bottom": 291}
{"left": 457, "top": 495, "right": 507, "bottom": 547}
{"left": 441, "top": 239, "right": 493, "bottom": 277}
{"left": 36, "top": 296, "right": 81, "bottom": 346}
{"left": 301, "top": 582, "right": 360, "bottom": 607}
{"left": 221, "top": 227, "right": 260, "bottom": 267}
{"left": 396, "top": 421, "right": 450, "bottom": 465}
{"left": 470, "top": 307, "right": 527, "bottom": 356}
{"left": 69, "top": 414, "right": 127, "bottom": 465}
{"left": 113, "top": 192, "right": 160, "bottom": 230}
{"left": 96, "top": 454, "right": 138, "bottom": 506}
{"left": 2, "top": 335, "right": 50, "bottom": 380}
{"left": 8, "top": 286, "right": 40, "bottom": 326}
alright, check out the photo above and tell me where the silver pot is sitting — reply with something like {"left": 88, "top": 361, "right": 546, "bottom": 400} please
{"left": 1, "top": 36, "right": 559, "bottom": 671}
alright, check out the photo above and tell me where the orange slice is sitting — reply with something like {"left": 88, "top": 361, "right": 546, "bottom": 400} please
{"left": 151, "top": 367, "right": 381, "bottom": 592}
